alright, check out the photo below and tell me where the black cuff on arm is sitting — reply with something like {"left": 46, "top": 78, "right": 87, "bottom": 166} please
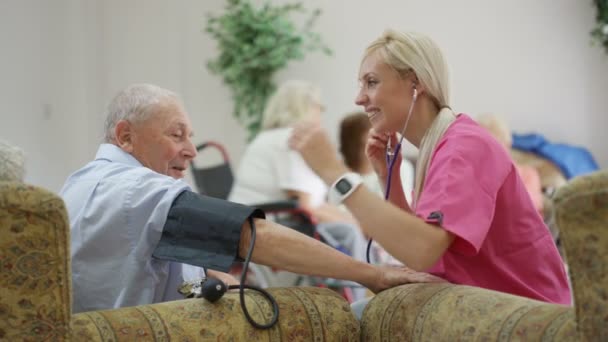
{"left": 152, "top": 190, "right": 265, "bottom": 272}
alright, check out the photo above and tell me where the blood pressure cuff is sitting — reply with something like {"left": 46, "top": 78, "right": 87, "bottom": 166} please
{"left": 152, "top": 190, "right": 265, "bottom": 272}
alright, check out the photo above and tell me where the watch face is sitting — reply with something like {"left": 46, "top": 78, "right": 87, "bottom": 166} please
{"left": 335, "top": 179, "right": 353, "bottom": 194}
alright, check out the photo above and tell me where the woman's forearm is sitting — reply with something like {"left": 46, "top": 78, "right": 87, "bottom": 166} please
{"left": 345, "top": 185, "right": 453, "bottom": 270}
{"left": 318, "top": 165, "right": 452, "bottom": 271}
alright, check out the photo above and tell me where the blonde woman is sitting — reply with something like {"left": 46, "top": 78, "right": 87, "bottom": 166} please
{"left": 290, "top": 30, "right": 570, "bottom": 307}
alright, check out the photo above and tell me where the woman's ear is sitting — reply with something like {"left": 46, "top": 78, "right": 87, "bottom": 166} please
{"left": 114, "top": 120, "right": 134, "bottom": 153}
{"left": 410, "top": 73, "right": 425, "bottom": 96}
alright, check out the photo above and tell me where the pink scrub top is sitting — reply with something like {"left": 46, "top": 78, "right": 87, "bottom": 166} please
{"left": 413, "top": 114, "right": 571, "bottom": 305}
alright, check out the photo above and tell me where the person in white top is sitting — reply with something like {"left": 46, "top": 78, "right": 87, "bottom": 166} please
{"left": 229, "top": 80, "right": 353, "bottom": 224}
{"left": 229, "top": 80, "right": 367, "bottom": 292}
{"left": 60, "top": 83, "right": 437, "bottom": 313}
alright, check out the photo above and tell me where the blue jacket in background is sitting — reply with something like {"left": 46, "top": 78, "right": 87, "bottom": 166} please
{"left": 512, "top": 133, "right": 599, "bottom": 179}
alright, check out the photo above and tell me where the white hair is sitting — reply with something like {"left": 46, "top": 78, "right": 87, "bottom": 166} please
{"left": 363, "top": 29, "right": 454, "bottom": 202}
{"left": 261, "top": 80, "right": 322, "bottom": 130}
{"left": 0, "top": 140, "right": 25, "bottom": 182}
{"left": 103, "top": 84, "right": 179, "bottom": 143}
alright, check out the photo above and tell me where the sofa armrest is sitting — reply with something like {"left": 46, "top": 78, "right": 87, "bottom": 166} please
{"left": 71, "top": 287, "right": 359, "bottom": 341}
{"left": 361, "top": 283, "right": 575, "bottom": 341}
{"left": 553, "top": 170, "right": 608, "bottom": 341}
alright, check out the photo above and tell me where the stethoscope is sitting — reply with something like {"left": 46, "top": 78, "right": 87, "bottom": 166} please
{"left": 366, "top": 86, "right": 418, "bottom": 263}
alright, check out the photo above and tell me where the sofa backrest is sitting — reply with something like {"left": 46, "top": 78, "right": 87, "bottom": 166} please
{"left": 0, "top": 181, "right": 72, "bottom": 341}
{"left": 553, "top": 169, "right": 608, "bottom": 342}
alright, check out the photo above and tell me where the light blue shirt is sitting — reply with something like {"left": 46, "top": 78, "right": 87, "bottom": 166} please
{"left": 60, "top": 144, "right": 201, "bottom": 313}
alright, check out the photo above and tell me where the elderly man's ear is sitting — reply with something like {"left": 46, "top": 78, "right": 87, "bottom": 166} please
{"left": 114, "top": 120, "right": 134, "bottom": 153}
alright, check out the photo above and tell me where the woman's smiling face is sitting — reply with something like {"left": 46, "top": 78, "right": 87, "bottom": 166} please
{"left": 355, "top": 52, "right": 414, "bottom": 133}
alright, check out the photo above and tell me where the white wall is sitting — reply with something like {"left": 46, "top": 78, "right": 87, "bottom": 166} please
{"left": 272, "top": 0, "right": 608, "bottom": 165}
{"left": 0, "top": 0, "right": 97, "bottom": 192}
{"left": 1, "top": 0, "right": 606, "bottom": 193}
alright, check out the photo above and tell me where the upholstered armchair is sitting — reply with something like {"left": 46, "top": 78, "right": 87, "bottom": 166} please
{"left": 0, "top": 181, "right": 360, "bottom": 341}
{"left": 361, "top": 169, "right": 607, "bottom": 342}
{"left": 2, "top": 170, "right": 605, "bottom": 341}
{"left": 553, "top": 169, "right": 607, "bottom": 342}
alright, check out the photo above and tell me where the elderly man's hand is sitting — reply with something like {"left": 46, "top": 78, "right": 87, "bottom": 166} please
{"left": 289, "top": 121, "right": 348, "bottom": 185}
{"left": 207, "top": 270, "right": 240, "bottom": 286}
{"left": 368, "top": 265, "right": 447, "bottom": 293}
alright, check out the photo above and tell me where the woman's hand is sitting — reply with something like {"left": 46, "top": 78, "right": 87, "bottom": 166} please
{"left": 289, "top": 121, "right": 348, "bottom": 184}
{"left": 365, "top": 130, "right": 402, "bottom": 180}
{"left": 367, "top": 265, "right": 448, "bottom": 294}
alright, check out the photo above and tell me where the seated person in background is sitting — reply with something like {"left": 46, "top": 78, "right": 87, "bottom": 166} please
{"left": 339, "top": 112, "right": 383, "bottom": 196}
{"left": 339, "top": 111, "right": 415, "bottom": 202}
{"left": 59, "top": 83, "right": 438, "bottom": 313}
{"left": 229, "top": 80, "right": 354, "bottom": 225}
{"left": 476, "top": 113, "right": 544, "bottom": 214}
{"left": 0, "top": 139, "right": 25, "bottom": 182}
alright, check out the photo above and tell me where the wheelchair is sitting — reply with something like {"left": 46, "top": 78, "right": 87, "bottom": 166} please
{"left": 189, "top": 141, "right": 359, "bottom": 302}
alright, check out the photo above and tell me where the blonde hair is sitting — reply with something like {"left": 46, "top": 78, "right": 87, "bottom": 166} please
{"left": 364, "top": 29, "right": 455, "bottom": 203}
{"left": 261, "top": 80, "right": 322, "bottom": 130}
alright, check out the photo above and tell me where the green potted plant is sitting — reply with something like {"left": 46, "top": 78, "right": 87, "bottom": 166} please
{"left": 206, "top": 0, "right": 331, "bottom": 140}
{"left": 591, "top": 0, "right": 608, "bottom": 54}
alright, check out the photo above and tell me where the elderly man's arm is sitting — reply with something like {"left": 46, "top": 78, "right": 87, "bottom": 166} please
{"left": 238, "top": 218, "right": 445, "bottom": 293}
{"left": 153, "top": 190, "right": 442, "bottom": 293}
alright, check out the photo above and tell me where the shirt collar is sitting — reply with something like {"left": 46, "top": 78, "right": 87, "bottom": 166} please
{"left": 95, "top": 143, "right": 143, "bottom": 167}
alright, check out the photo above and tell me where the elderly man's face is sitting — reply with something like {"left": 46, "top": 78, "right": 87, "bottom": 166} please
{"left": 128, "top": 99, "right": 196, "bottom": 179}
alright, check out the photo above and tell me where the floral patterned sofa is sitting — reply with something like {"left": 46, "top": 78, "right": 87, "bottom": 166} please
{"left": 0, "top": 181, "right": 360, "bottom": 341}
{"left": 1, "top": 169, "right": 606, "bottom": 341}
{"left": 361, "top": 169, "right": 607, "bottom": 341}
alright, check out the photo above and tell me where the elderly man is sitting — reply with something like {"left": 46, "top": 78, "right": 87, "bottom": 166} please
{"left": 60, "top": 84, "right": 440, "bottom": 313}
